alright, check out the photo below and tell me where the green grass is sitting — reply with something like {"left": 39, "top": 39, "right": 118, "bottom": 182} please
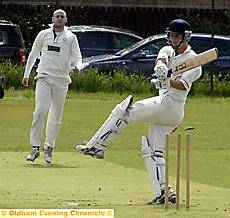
{"left": 0, "top": 90, "right": 230, "bottom": 217}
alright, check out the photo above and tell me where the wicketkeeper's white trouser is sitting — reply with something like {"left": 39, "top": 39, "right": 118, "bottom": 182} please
{"left": 30, "top": 74, "right": 71, "bottom": 149}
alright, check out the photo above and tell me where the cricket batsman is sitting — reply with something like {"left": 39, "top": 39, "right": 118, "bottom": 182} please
{"left": 76, "top": 19, "right": 202, "bottom": 205}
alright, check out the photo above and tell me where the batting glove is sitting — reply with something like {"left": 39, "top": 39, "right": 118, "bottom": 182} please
{"left": 151, "top": 78, "right": 161, "bottom": 89}
{"left": 154, "top": 63, "right": 169, "bottom": 81}
{"left": 152, "top": 78, "right": 171, "bottom": 90}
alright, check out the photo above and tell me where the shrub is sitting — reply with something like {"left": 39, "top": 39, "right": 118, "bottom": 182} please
{"left": 0, "top": 61, "right": 229, "bottom": 97}
{"left": 0, "top": 61, "right": 36, "bottom": 90}
{"left": 69, "top": 69, "right": 154, "bottom": 94}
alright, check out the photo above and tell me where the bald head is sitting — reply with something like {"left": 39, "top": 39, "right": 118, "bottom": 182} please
{"left": 53, "top": 9, "right": 66, "bottom": 17}
{"left": 52, "top": 9, "right": 67, "bottom": 31}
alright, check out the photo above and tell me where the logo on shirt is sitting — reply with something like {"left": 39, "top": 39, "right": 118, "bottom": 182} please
{"left": 48, "top": 45, "right": 60, "bottom": 52}
{"left": 174, "top": 63, "right": 187, "bottom": 73}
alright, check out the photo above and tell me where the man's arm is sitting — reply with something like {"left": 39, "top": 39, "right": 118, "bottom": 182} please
{"left": 154, "top": 58, "right": 186, "bottom": 91}
{"left": 22, "top": 31, "right": 43, "bottom": 87}
{"left": 71, "top": 35, "right": 82, "bottom": 73}
{"left": 22, "top": 55, "right": 37, "bottom": 87}
{"left": 170, "top": 79, "right": 186, "bottom": 90}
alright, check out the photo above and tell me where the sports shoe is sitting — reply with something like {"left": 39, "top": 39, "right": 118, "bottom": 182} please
{"left": 146, "top": 187, "right": 176, "bottom": 205}
{"left": 44, "top": 147, "right": 53, "bottom": 163}
{"left": 26, "top": 147, "right": 40, "bottom": 162}
{"left": 169, "top": 193, "right": 176, "bottom": 204}
{"left": 168, "top": 187, "right": 176, "bottom": 204}
{"left": 162, "top": 186, "right": 176, "bottom": 204}
{"left": 146, "top": 193, "right": 165, "bottom": 205}
{"left": 76, "top": 145, "right": 104, "bottom": 159}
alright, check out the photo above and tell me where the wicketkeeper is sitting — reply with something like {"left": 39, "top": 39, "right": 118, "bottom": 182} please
{"left": 76, "top": 19, "right": 202, "bottom": 205}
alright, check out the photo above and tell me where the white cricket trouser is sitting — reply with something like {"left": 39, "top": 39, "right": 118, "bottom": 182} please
{"left": 128, "top": 95, "right": 185, "bottom": 197}
{"left": 128, "top": 95, "right": 184, "bottom": 148}
{"left": 30, "top": 74, "right": 71, "bottom": 149}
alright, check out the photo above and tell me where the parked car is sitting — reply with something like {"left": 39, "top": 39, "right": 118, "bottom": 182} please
{"left": 0, "top": 20, "right": 26, "bottom": 65}
{"left": 68, "top": 25, "right": 143, "bottom": 58}
{"left": 82, "top": 33, "right": 230, "bottom": 76}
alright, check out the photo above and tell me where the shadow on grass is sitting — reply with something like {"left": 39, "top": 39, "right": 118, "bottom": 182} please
{"left": 23, "top": 163, "right": 79, "bottom": 169}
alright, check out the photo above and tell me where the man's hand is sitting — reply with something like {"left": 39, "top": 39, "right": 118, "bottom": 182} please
{"left": 22, "top": 78, "right": 29, "bottom": 87}
{"left": 154, "top": 63, "right": 169, "bottom": 80}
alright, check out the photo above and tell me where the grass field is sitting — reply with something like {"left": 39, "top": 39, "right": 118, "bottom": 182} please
{"left": 0, "top": 91, "right": 230, "bottom": 217}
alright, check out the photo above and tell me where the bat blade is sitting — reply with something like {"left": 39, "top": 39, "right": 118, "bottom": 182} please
{"left": 172, "top": 47, "right": 219, "bottom": 76}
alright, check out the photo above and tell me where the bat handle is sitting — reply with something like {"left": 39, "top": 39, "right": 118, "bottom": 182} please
{"left": 148, "top": 69, "right": 172, "bottom": 82}
{"left": 167, "top": 69, "right": 172, "bottom": 77}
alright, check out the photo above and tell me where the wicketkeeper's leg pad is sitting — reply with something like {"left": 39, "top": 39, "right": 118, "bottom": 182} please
{"left": 76, "top": 95, "right": 133, "bottom": 158}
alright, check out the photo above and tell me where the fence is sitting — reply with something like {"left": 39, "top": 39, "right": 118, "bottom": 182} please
{"left": 1, "top": 1, "right": 229, "bottom": 46}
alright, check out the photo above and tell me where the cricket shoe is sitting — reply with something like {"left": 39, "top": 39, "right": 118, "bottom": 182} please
{"left": 146, "top": 187, "right": 176, "bottom": 205}
{"left": 44, "top": 147, "right": 53, "bottom": 164}
{"left": 146, "top": 192, "right": 165, "bottom": 205}
{"left": 163, "top": 186, "right": 176, "bottom": 204}
{"left": 168, "top": 187, "right": 176, "bottom": 204}
{"left": 76, "top": 145, "right": 104, "bottom": 159}
{"left": 26, "top": 147, "right": 40, "bottom": 162}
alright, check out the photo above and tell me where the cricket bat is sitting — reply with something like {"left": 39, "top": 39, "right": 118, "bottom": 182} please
{"left": 169, "top": 47, "right": 219, "bottom": 76}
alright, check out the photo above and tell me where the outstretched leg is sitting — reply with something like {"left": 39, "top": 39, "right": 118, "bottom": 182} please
{"left": 76, "top": 95, "right": 133, "bottom": 158}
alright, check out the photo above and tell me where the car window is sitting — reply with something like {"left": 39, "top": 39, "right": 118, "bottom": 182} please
{"left": 138, "top": 39, "right": 168, "bottom": 56}
{"left": 111, "top": 33, "right": 140, "bottom": 50}
{"left": 116, "top": 36, "right": 154, "bottom": 56}
{"left": 190, "top": 38, "right": 212, "bottom": 53}
{"left": 73, "top": 31, "right": 109, "bottom": 57}
{"left": 0, "top": 30, "right": 8, "bottom": 45}
{"left": 213, "top": 39, "right": 230, "bottom": 56}
{"left": 141, "top": 43, "right": 159, "bottom": 55}
{"left": 153, "top": 38, "right": 168, "bottom": 49}
{"left": 74, "top": 32, "right": 108, "bottom": 50}
{"left": 127, "top": 42, "right": 159, "bottom": 59}
{"left": 0, "top": 25, "right": 24, "bottom": 47}
{"left": 190, "top": 37, "right": 230, "bottom": 56}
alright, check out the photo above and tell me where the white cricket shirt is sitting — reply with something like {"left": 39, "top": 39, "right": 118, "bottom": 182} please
{"left": 24, "top": 26, "right": 82, "bottom": 78}
{"left": 157, "top": 45, "right": 202, "bottom": 101}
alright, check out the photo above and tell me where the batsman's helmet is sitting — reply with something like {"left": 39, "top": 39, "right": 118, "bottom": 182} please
{"left": 166, "top": 19, "right": 192, "bottom": 43}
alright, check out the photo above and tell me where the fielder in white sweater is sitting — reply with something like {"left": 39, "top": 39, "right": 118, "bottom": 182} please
{"left": 22, "top": 9, "right": 82, "bottom": 163}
